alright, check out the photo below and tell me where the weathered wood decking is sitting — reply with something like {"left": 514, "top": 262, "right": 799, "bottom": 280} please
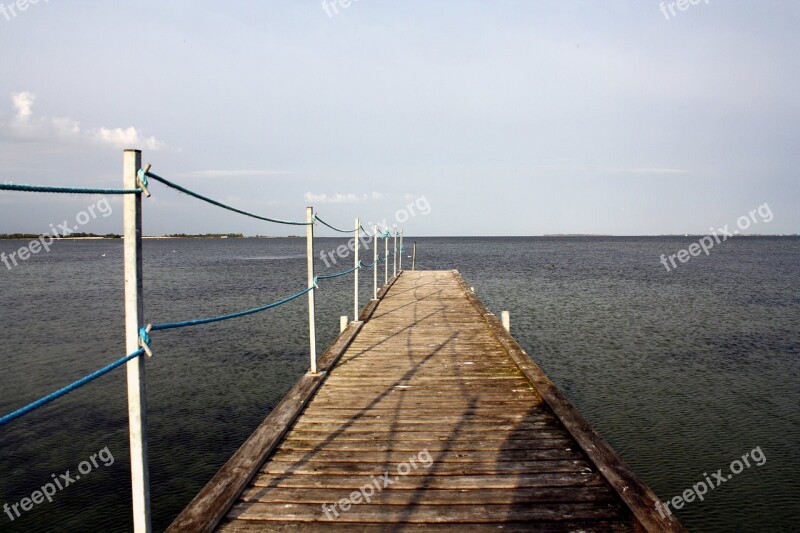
{"left": 169, "top": 270, "right": 684, "bottom": 532}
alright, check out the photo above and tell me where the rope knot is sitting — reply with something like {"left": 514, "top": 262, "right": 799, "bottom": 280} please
{"left": 137, "top": 165, "right": 152, "bottom": 198}
{"left": 139, "top": 324, "right": 154, "bottom": 357}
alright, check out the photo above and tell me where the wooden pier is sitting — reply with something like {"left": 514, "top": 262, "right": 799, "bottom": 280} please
{"left": 169, "top": 270, "right": 684, "bottom": 532}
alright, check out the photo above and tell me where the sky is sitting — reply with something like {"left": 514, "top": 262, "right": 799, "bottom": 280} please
{"left": 0, "top": 0, "right": 798, "bottom": 236}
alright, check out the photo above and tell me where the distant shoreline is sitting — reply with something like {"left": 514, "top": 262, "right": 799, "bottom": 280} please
{"left": 0, "top": 233, "right": 304, "bottom": 241}
{"left": 0, "top": 234, "right": 797, "bottom": 241}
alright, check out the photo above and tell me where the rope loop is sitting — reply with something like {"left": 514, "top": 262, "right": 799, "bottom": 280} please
{"left": 137, "top": 164, "right": 152, "bottom": 197}
{"left": 139, "top": 324, "right": 154, "bottom": 357}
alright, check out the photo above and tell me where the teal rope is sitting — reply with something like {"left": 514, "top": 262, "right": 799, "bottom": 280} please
{"left": 359, "top": 225, "right": 374, "bottom": 238}
{"left": 314, "top": 214, "right": 352, "bottom": 234}
{"left": 316, "top": 264, "right": 359, "bottom": 280}
{"left": 0, "top": 349, "right": 145, "bottom": 427}
{"left": 145, "top": 171, "right": 310, "bottom": 226}
{"left": 0, "top": 184, "right": 140, "bottom": 195}
{"left": 150, "top": 284, "right": 314, "bottom": 332}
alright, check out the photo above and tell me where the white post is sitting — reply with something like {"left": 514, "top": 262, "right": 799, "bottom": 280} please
{"left": 340, "top": 315, "right": 348, "bottom": 333}
{"left": 501, "top": 311, "right": 510, "bottom": 332}
{"left": 384, "top": 231, "right": 388, "bottom": 285}
{"left": 354, "top": 217, "right": 359, "bottom": 322}
{"left": 393, "top": 229, "right": 397, "bottom": 278}
{"left": 123, "top": 149, "right": 151, "bottom": 533}
{"left": 306, "top": 207, "right": 317, "bottom": 374}
{"left": 412, "top": 242, "right": 417, "bottom": 271}
{"left": 373, "top": 225, "right": 378, "bottom": 299}
{"left": 399, "top": 230, "right": 403, "bottom": 271}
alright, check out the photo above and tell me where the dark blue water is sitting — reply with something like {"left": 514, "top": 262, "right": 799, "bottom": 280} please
{"left": 1, "top": 237, "right": 798, "bottom": 531}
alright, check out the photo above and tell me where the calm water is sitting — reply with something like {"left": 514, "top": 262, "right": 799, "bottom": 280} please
{"left": 0, "top": 237, "right": 798, "bottom": 532}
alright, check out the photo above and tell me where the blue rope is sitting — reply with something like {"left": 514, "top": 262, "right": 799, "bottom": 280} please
{"left": 0, "top": 349, "right": 145, "bottom": 427}
{"left": 150, "top": 284, "right": 314, "bottom": 332}
{"left": 145, "top": 171, "right": 310, "bottom": 226}
{"left": 313, "top": 214, "right": 353, "bottom": 233}
{"left": 359, "top": 225, "right": 374, "bottom": 238}
{"left": 316, "top": 264, "right": 359, "bottom": 280}
{"left": 360, "top": 259, "right": 376, "bottom": 268}
{"left": 0, "top": 183, "right": 141, "bottom": 195}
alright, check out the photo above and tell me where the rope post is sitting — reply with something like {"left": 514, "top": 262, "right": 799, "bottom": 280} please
{"left": 399, "top": 230, "right": 404, "bottom": 271}
{"left": 306, "top": 207, "right": 317, "bottom": 374}
{"left": 354, "top": 217, "right": 359, "bottom": 322}
{"left": 384, "top": 231, "right": 389, "bottom": 285}
{"left": 501, "top": 311, "right": 510, "bottom": 332}
{"left": 372, "top": 225, "right": 378, "bottom": 299}
{"left": 123, "top": 149, "right": 152, "bottom": 533}
{"left": 340, "top": 315, "right": 348, "bottom": 333}
{"left": 412, "top": 242, "right": 417, "bottom": 271}
{"left": 393, "top": 229, "right": 398, "bottom": 278}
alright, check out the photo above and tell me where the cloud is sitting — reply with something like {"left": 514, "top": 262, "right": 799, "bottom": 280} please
{"left": 304, "top": 191, "right": 386, "bottom": 204}
{"left": 1, "top": 92, "right": 165, "bottom": 150}
{"left": 12, "top": 92, "right": 35, "bottom": 120}
{"left": 305, "top": 192, "right": 360, "bottom": 204}
{"left": 92, "top": 127, "right": 163, "bottom": 150}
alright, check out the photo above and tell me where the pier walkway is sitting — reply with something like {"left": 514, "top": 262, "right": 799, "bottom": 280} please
{"left": 169, "top": 270, "right": 684, "bottom": 532}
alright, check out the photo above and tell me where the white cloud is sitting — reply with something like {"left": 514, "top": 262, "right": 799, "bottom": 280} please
{"left": 304, "top": 191, "right": 386, "bottom": 204}
{"left": 1, "top": 92, "right": 165, "bottom": 150}
{"left": 91, "top": 127, "right": 163, "bottom": 150}
{"left": 305, "top": 192, "right": 360, "bottom": 204}
{"left": 12, "top": 92, "right": 35, "bottom": 120}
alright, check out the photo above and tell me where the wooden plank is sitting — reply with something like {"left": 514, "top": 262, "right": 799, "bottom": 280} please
{"left": 283, "top": 429, "right": 565, "bottom": 440}
{"left": 287, "top": 418, "right": 558, "bottom": 429}
{"left": 238, "top": 485, "right": 615, "bottom": 505}
{"left": 303, "top": 401, "right": 544, "bottom": 410}
{"left": 275, "top": 439, "right": 575, "bottom": 453}
{"left": 218, "top": 520, "right": 634, "bottom": 532}
{"left": 261, "top": 460, "right": 593, "bottom": 476}
{"left": 375, "top": 272, "right": 400, "bottom": 300}
{"left": 226, "top": 501, "right": 626, "bottom": 523}
{"left": 268, "top": 448, "right": 583, "bottom": 464}
{"left": 289, "top": 414, "right": 554, "bottom": 424}
{"left": 282, "top": 427, "right": 569, "bottom": 439}
{"left": 251, "top": 472, "right": 605, "bottom": 490}
{"left": 357, "top": 298, "right": 380, "bottom": 322}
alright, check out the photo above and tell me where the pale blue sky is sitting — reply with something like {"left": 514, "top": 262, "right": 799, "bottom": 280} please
{"left": 1, "top": 1, "right": 798, "bottom": 236}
